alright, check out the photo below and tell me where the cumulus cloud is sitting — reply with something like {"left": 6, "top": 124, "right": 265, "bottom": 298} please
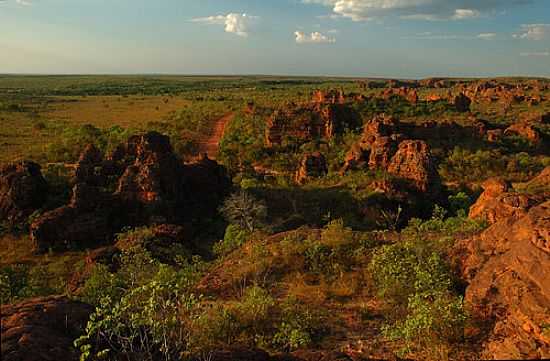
{"left": 295, "top": 31, "right": 336, "bottom": 43}
{"left": 191, "top": 13, "right": 257, "bottom": 37}
{"left": 514, "top": 24, "right": 550, "bottom": 40}
{"left": 304, "top": 0, "right": 531, "bottom": 21}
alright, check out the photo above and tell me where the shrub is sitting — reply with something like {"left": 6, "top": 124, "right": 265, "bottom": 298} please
{"left": 79, "top": 264, "right": 124, "bottom": 306}
{"left": 272, "top": 296, "right": 325, "bottom": 351}
{"left": 213, "top": 224, "right": 251, "bottom": 256}
{"left": 75, "top": 264, "right": 203, "bottom": 361}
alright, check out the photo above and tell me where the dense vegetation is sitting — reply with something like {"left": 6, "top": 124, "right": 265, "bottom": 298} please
{"left": 1, "top": 75, "right": 549, "bottom": 360}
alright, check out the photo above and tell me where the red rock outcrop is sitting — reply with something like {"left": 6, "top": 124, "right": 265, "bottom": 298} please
{"left": 504, "top": 121, "right": 542, "bottom": 145}
{"left": 453, "top": 93, "right": 472, "bottom": 112}
{"left": 382, "top": 87, "right": 418, "bottom": 103}
{"left": 0, "top": 161, "right": 48, "bottom": 225}
{"left": 387, "top": 140, "right": 440, "bottom": 193}
{"left": 453, "top": 201, "right": 550, "bottom": 359}
{"left": 486, "top": 129, "right": 503, "bottom": 143}
{"left": 30, "top": 132, "right": 231, "bottom": 253}
{"left": 295, "top": 152, "right": 328, "bottom": 184}
{"left": 368, "top": 136, "right": 397, "bottom": 169}
{"left": 1, "top": 296, "right": 93, "bottom": 361}
{"left": 265, "top": 100, "right": 359, "bottom": 148}
{"left": 340, "top": 115, "right": 399, "bottom": 173}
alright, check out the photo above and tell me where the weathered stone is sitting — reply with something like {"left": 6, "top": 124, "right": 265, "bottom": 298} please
{"left": 504, "top": 121, "right": 542, "bottom": 145}
{"left": 454, "top": 93, "right": 472, "bottom": 112}
{"left": 387, "top": 140, "right": 440, "bottom": 193}
{"left": 453, "top": 201, "right": 550, "bottom": 359}
{"left": 0, "top": 161, "right": 48, "bottom": 225}
{"left": 295, "top": 152, "right": 328, "bottom": 184}
{"left": 1, "top": 296, "right": 92, "bottom": 361}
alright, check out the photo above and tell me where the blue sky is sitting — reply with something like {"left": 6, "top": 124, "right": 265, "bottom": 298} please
{"left": 1, "top": 0, "right": 549, "bottom": 78}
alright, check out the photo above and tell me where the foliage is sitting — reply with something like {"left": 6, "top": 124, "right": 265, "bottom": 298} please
{"left": 75, "top": 265, "right": 202, "bottom": 361}
{"left": 439, "top": 147, "right": 547, "bottom": 183}
{"left": 45, "top": 124, "right": 131, "bottom": 163}
{"left": 0, "top": 263, "right": 65, "bottom": 304}
{"left": 272, "top": 296, "right": 324, "bottom": 351}
{"left": 369, "top": 208, "right": 471, "bottom": 357}
{"left": 213, "top": 224, "right": 251, "bottom": 256}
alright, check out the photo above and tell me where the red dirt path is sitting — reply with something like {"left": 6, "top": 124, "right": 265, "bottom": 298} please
{"left": 196, "top": 112, "right": 235, "bottom": 160}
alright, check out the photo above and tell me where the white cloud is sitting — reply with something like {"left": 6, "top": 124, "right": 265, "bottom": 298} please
{"left": 477, "top": 32, "right": 497, "bottom": 40}
{"left": 303, "top": 0, "right": 531, "bottom": 22}
{"left": 520, "top": 51, "right": 550, "bottom": 57}
{"left": 191, "top": 13, "right": 257, "bottom": 37}
{"left": 403, "top": 32, "right": 497, "bottom": 40}
{"left": 451, "top": 9, "right": 480, "bottom": 20}
{"left": 514, "top": 24, "right": 550, "bottom": 41}
{"left": 16, "top": 0, "right": 32, "bottom": 5}
{"left": 295, "top": 31, "right": 336, "bottom": 43}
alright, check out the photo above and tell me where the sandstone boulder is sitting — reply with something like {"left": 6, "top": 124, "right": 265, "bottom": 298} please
{"left": 468, "top": 178, "right": 541, "bottom": 224}
{"left": 0, "top": 161, "right": 48, "bottom": 225}
{"left": 368, "top": 136, "right": 397, "bottom": 169}
{"left": 504, "top": 121, "right": 542, "bottom": 145}
{"left": 1, "top": 296, "right": 93, "bottom": 361}
{"left": 387, "top": 140, "right": 440, "bottom": 193}
{"left": 452, "top": 201, "right": 550, "bottom": 359}
{"left": 454, "top": 93, "right": 472, "bottom": 112}
{"left": 296, "top": 152, "right": 328, "bottom": 184}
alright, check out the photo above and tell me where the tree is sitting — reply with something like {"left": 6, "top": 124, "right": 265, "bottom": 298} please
{"left": 219, "top": 191, "right": 267, "bottom": 232}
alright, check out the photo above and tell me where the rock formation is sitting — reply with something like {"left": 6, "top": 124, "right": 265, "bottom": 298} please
{"left": 387, "top": 140, "right": 440, "bottom": 193}
{"left": 30, "top": 132, "right": 231, "bottom": 253}
{"left": 1, "top": 296, "right": 93, "bottom": 361}
{"left": 468, "top": 178, "right": 541, "bottom": 224}
{"left": 453, "top": 201, "right": 550, "bottom": 359}
{"left": 295, "top": 152, "right": 328, "bottom": 184}
{"left": 504, "top": 121, "right": 542, "bottom": 145}
{"left": 0, "top": 161, "right": 48, "bottom": 225}
{"left": 265, "top": 92, "right": 360, "bottom": 148}
{"left": 453, "top": 93, "right": 472, "bottom": 112}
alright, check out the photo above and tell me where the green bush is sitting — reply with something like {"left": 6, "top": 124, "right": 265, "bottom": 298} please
{"left": 76, "top": 263, "right": 203, "bottom": 361}
{"left": 272, "top": 297, "right": 324, "bottom": 351}
{"left": 0, "top": 264, "right": 62, "bottom": 303}
{"left": 213, "top": 224, "right": 251, "bottom": 256}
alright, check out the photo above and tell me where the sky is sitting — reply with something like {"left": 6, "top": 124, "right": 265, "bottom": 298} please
{"left": 1, "top": 0, "right": 550, "bottom": 78}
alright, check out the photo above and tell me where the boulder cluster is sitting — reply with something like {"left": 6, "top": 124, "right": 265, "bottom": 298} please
{"left": 341, "top": 115, "right": 440, "bottom": 195}
{"left": 0, "top": 131, "right": 231, "bottom": 253}
{"left": 265, "top": 91, "right": 360, "bottom": 148}
{"left": 452, "top": 167, "right": 550, "bottom": 359}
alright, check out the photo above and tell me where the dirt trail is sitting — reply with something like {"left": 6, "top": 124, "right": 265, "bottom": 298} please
{"left": 196, "top": 112, "right": 235, "bottom": 160}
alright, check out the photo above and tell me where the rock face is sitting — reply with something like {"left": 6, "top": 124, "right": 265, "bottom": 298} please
{"left": 340, "top": 115, "right": 399, "bottom": 173}
{"left": 504, "top": 121, "right": 542, "bottom": 145}
{"left": 453, "top": 201, "right": 550, "bottom": 359}
{"left": 454, "top": 93, "right": 472, "bottom": 112}
{"left": 265, "top": 94, "right": 360, "bottom": 148}
{"left": 387, "top": 140, "right": 440, "bottom": 193}
{"left": 0, "top": 161, "right": 48, "bottom": 225}
{"left": 295, "top": 152, "right": 328, "bottom": 184}
{"left": 469, "top": 178, "right": 542, "bottom": 224}
{"left": 1, "top": 296, "right": 93, "bottom": 361}
{"left": 30, "top": 132, "right": 231, "bottom": 253}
